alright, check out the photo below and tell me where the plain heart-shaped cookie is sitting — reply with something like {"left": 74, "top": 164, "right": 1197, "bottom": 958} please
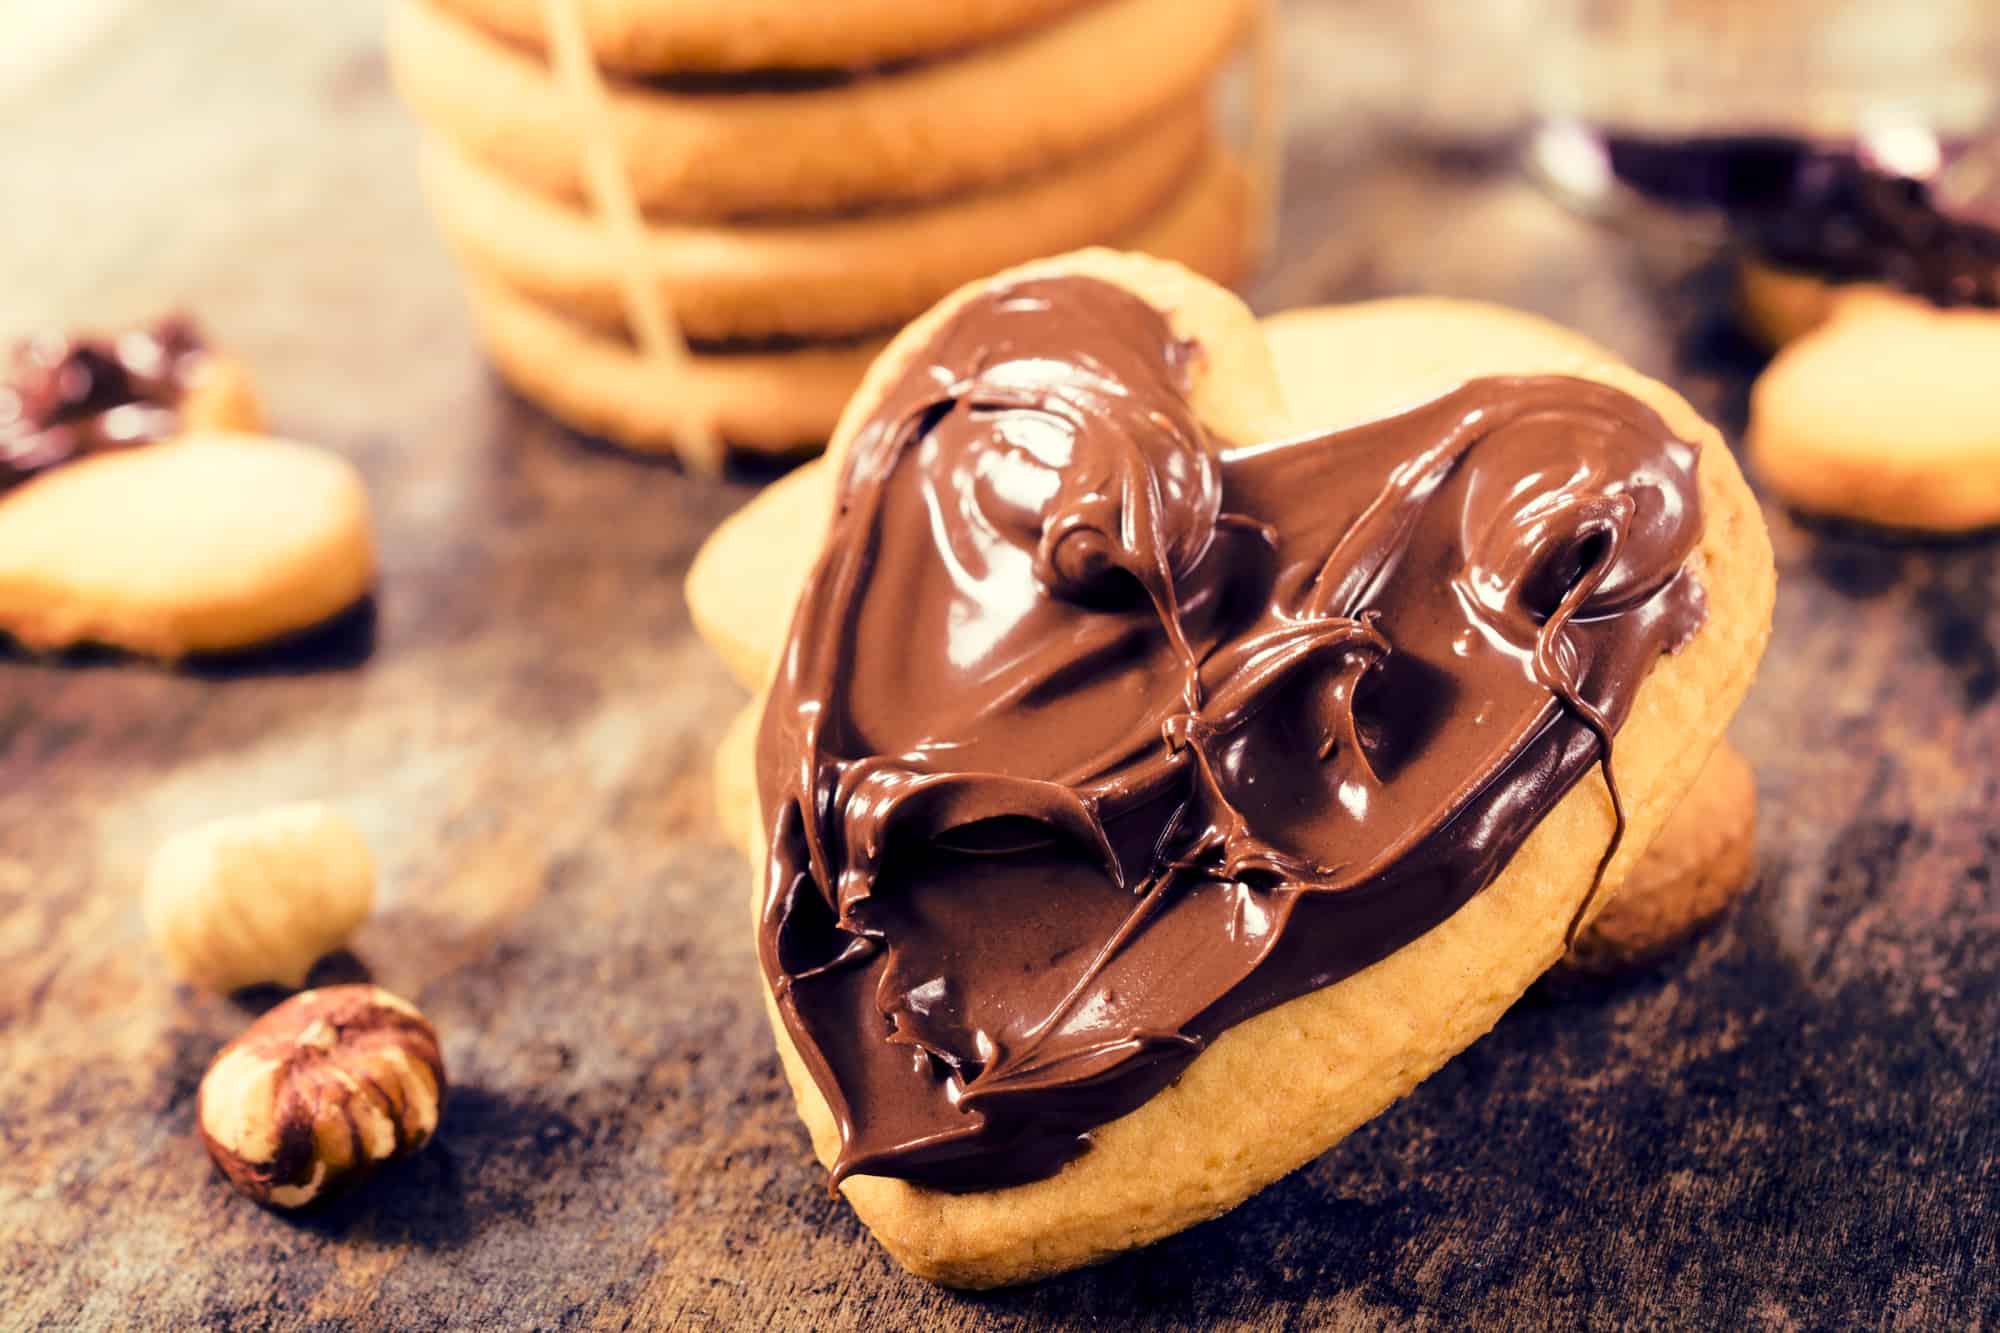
{"left": 689, "top": 249, "right": 1775, "bottom": 1287}
{"left": 1747, "top": 293, "right": 2000, "bottom": 533}
{"left": 0, "top": 323, "right": 375, "bottom": 659}
{"left": 0, "top": 433, "right": 375, "bottom": 659}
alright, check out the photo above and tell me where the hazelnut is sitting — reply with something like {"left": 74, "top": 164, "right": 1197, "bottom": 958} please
{"left": 177, "top": 351, "right": 264, "bottom": 435}
{"left": 198, "top": 985, "right": 445, "bottom": 1209}
{"left": 143, "top": 803, "right": 375, "bottom": 993}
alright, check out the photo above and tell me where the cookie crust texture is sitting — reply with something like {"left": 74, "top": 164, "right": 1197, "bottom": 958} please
{"left": 1556, "top": 743, "right": 1757, "bottom": 977}
{"left": 418, "top": 103, "right": 1210, "bottom": 340}
{"left": 465, "top": 155, "right": 1251, "bottom": 454}
{"left": 388, "top": 0, "right": 1254, "bottom": 219}
{"left": 428, "top": 0, "right": 1095, "bottom": 75}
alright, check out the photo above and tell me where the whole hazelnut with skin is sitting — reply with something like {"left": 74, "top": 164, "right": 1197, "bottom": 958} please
{"left": 198, "top": 985, "right": 446, "bottom": 1209}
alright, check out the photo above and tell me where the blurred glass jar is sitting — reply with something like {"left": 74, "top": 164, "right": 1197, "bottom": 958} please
{"left": 1539, "top": 0, "right": 1997, "bottom": 138}
{"left": 1530, "top": 0, "right": 2000, "bottom": 217}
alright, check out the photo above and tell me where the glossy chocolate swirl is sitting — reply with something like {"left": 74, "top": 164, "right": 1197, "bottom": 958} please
{"left": 1, "top": 317, "right": 210, "bottom": 494}
{"left": 755, "top": 276, "right": 1706, "bottom": 1191}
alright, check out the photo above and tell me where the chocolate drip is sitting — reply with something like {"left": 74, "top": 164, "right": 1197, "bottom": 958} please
{"left": 1, "top": 317, "right": 209, "bottom": 493}
{"left": 755, "top": 276, "right": 1707, "bottom": 1192}
{"left": 1605, "top": 132, "right": 2000, "bottom": 308}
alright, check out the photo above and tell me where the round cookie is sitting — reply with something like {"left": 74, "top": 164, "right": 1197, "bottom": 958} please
{"left": 468, "top": 148, "right": 1252, "bottom": 455}
{"left": 419, "top": 104, "right": 1209, "bottom": 340}
{"left": 467, "top": 277, "right": 886, "bottom": 456}
{"left": 1555, "top": 742, "right": 1757, "bottom": 979}
{"left": 428, "top": 0, "right": 1093, "bottom": 75}
{"left": 0, "top": 433, "right": 375, "bottom": 660}
{"left": 388, "top": 0, "right": 1253, "bottom": 219}
{"left": 1736, "top": 256, "right": 1879, "bottom": 348}
{"left": 690, "top": 250, "right": 1777, "bottom": 1287}
{"left": 1747, "top": 295, "right": 2000, "bottom": 532}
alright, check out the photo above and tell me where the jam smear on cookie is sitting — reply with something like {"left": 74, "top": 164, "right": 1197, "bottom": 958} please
{"left": 1607, "top": 130, "right": 2000, "bottom": 308}
{"left": 756, "top": 276, "right": 1708, "bottom": 1191}
{"left": 2, "top": 317, "right": 211, "bottom": 493}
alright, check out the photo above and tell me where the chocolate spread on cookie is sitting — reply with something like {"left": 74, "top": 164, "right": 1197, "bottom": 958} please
{"left": 1, "top": 318, "right": 210, "bottom": 493}
{"left": 755, "top": 276, "right": 1707, "bottom": 1191}
{"left": 1607, "top": 132, "right": 2000, "bottom": 307}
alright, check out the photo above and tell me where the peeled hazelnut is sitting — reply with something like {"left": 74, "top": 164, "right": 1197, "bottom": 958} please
{"left": 198, "top": 985, "right": 446, "bottom": 1209}
{"left": 176, "top": 351, "right": 264, "bottom": 435}
{"left": 143, "top": 803, "right": 374, "bottom": 993}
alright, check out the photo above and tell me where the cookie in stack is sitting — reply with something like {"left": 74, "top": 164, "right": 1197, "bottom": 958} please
{"left": 389, "top": 0, "right": 1266, "bottom": 464}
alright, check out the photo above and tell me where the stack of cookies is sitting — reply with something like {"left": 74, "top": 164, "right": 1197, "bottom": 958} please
{"left": 388, "top": 0, "right": 1268, "bottom": 465}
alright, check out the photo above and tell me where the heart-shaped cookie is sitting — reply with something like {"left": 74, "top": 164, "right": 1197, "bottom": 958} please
{"left": 1552, "top": 740, "right": 1757, "bottom": 979}
{"left": 690, "top": 250, "right": 1775, "bottom": 1287}
{"left": 703, "top": 304, "right": 1762, "bottom": 978}
{"left": 1262, "top": 304, "right": 1761, "bottom": 978}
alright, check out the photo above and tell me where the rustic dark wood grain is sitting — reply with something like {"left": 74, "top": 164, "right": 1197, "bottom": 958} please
{"left": 3, "top": 3, "right": 1996, "bottom": 1329}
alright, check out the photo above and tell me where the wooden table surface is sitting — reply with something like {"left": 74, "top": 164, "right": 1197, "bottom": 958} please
{"left": 4, "top": 4, "right": 1996, "bottom": 1329}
